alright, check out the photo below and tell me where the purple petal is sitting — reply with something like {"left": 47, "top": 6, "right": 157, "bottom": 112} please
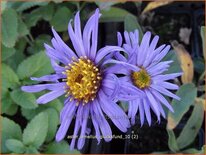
{"left": 138, "top": 100, "right": 145, "bottom": 126}
{"left": 124, "top": 31, "right": 131, "bottom": 46}
{"left": 77, "top": 104, "right": 90, "bottom": 150}
{"left": 90, "top": 9, "right": 100, "bottom": 60}
{"left": 117, "top": 32, "right": 123, "bottom": 46}
{"left": 68, "top": 20, "right": 86, "bottom": 57}
{"left": 31, "top": 74, "right": 65, "bottom": 82}
{"left": 51, "top": 27, "right": 77, "bottom": 59}
{"left": 129, "top": 100, "right": 139, "bottom": 125}
{"left": 143, "top": 99, "right": 151, "bottom": 126}
{"left": 56, "top": 101, "right": 77, "bottom": 142}
{"left": 95, "top": 46, "right": 126, "bottom": 64}
{"left": 21, "top": 82, "right": 66, "bottom": 93}
{"left": 153, "top": 72, "right": 182, "bottom": 81}
{"left": 150, "top": 84, "right": 180, "bottom": 100}
{"left": 36, "top": 89, "right": 65, "bottom": 104}
{"left": 98, "top": 90, "right": 130, "bottom": 133}
{"left": 151, "top": 89, "right": 174, "bottom": 112}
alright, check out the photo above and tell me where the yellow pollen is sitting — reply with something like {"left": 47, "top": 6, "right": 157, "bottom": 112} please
{"left": 131, "top": 68, "right": 151, "bottom": 89}
{"left": 64, "top": 57, "right": 101, "bottom": 104}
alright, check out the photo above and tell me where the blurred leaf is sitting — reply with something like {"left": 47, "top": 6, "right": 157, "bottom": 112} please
{"left": 167, "top": 129, "right": 179, "bottom": 153}
{"left": 1, "top": 1, "right": 7, "bottom": 13}
{"left": 17, "top": 16, "right": 29, "bottom": 37}
{"left": 45, "top": 141, "right": 80, "bottom": 154}
{"left": 167, "top": 84, "right": 197, "bottom": 130}
{"left": 45, "top": 108, "right": 59, "bottom": 142}
{"left": 100, "top": 7, "right": 130, "bottom": 22}
{"left": 193, "top": 57, "right": 205, "bottom": 74}
{"left": 11, "top": 89, "right": 38, "bottom": 109}
{"left": 6, "top": 39, "right": 26, "bottom": 70}
{"left": 201, "top": 26, "right": 205, "bottom": 60}
{"left": 2, "top": 8, "right": 18, "bottom": 47}
{"left": 2, "top": 44, "right": 16, "bottom": 61}
{"left": 23, "top": 111, "right": 48, "bottom": 148}
{"left": 17, "top": 51, "right": 53, "bottom": 80}
{"left": 143, "top": 1, "right": 173, "bottom": 13}
{"left": 172, "top": 41, "right": 194, "bottom": 84}
{"left": 6, "top": 139, "right": 26, "bottom": 153}
{"left": 2, "top": 63, "right": 20, "bottom": 90}
{"left": 7, "top": 1, "right": 48, "bottom": 12}
{"left": 124, "top": 14, "right": 143, "bottom": 39}
{"left": 95, "top": 1, "right": 121, "bottom": 10}
{"left": 25, "top": 146, "right": 40, "bottom": 154}
{"left": 2, "top": 117, "right": 22, "bottom": 153}
{"left": 24, "top": 11, "right": 42, "bottom": 28}
{"left": 179, "top": 28, "right": 192, "bottom": 45}
{"left": 50, "top": 7, "right": 72, "bottom": 32}
{"left": 39, "top": 3, "right": 55, "bottom": 21}
{"left": 2, "top": 94, "right": 18, "bottom": 116}
{"left": 27, "top": 34, "right": 51, "bottom": 54}
{"left": 120, "top": 101, "right": 128, "bottom": 112}
{"left": 183, "top": 148, "right": 203, "bottom": 154}
{"left": 162, "top": 50, "right": 182, "bottom": 74}
{"left": 176, "top": 101, "right": 204, "bottom": 149}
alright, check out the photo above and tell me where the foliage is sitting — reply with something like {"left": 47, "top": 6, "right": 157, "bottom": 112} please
{"left": 1, "top": 1, "right": 205, "bottom": 154}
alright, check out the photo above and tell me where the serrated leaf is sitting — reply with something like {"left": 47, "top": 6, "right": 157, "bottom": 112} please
{"left": 2, "top": 44, "right": 16, "bottom": 61}
{"left": 23, "top": 111, "right": 48, "bottom": 148}
{"left": 2, "top": 93, "right": 18, "bottom": 116}
{"left": 18, "top": 17, "right": 29, "bottom": 37}
{"left": 2, "top": 117, "right": 22, "bottom": 153}
{"left": 167, "top": 129, "right": 179, "bottom": 153}
{"left": 100, "top": 7, "right": 130, "bottom": 22}
{"left": 124, "top": 14, "right": 143, "bottom": 39}
{"left": 2, "top": 63, "right": 20, "bottom": 90}
{"left": 17, "top": 51, "right": 53, "bottom": 80}
{"left": 11, "top": 89, "right": 38, "bottom": 109}
{"left": 167, "top": 84, "right": 197, "bottom": 130}
{"left": 50, "top": 7, "right": 72, "bottom": 32}
{"left": 176, "top": 101, "right": 204, "bottom": 149}
{"left": 45, "top": 108, "right": 59, "bottom": 142}
{"left": 45, "top": 141, "right": 80, "bottom": 154}
{"left": 25, "top": 146, "right": 40, "bottom": 154}
{"left": 6, "top": 139, "right": 26, "bottom": 153}
{"left": 2, "top": 8, "right": 18, "bottom": 47}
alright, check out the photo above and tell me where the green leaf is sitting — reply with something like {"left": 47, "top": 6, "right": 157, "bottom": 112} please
{"left": 2, "top": 63, "right": 20, "bottom": 90}
{"left": 120, "top": 101, "right": 128, "bottom": 112}
{"left": 2, "top": 8, "right": 18, "bottom": 47}
{"left": 124, "top": 14, "right": 143, "bottom": 39}
{"left": 17, "top": 51, "right": 53, "bottom": 80}
{"left": 167, "top": 84, "right": 197, "bottom": 130}
{"left": 11, "top": 89, "right": 38, "bottom": 109}
{"left": 50, "top": 7, "right": 72, "bottom": 32}
{"left": 6, "top": 139, "right": 26, "bottom": 153}
{"left": 162, "top": 50, "right": 182, "bottom": 74}
{"left": 167, "top": 129, "right": 179, "bottom": 153}
{"left": 1, "top": 1, "right": 7, "bottom": 13}
{"left": 2, "top": 117, "right": 22, "bottom": 153}
{"left": 95, "top": 2, "right": 120, "bottom": 10}
{"left": 45, "top": 141, "right": 80, "bottom": 154}
{"left": 2, "top": 93, "right": 18, "bottom": 116}
{"left": 201, "top": 26, "right": 205, "bottom": 60}
{"left": 176, "top": 101, "right": 204, "bottom": 149}
{"left": 193, "top": 57, "right": 205, "bottom": 74}
{"left": 17, "top": 16, "right": 29, "bottom": 37}
{"left": 45, "top": 108, "right": 59, "bottom": 142}
{"left": 2, "top": 44, "right": 16, "bottom": 61}
{"left": 100, "top": 7, "right": 130, "bottom": 22}
{"left": 25, "top": 146, "right": 40, "bottom": 154}
{"left": 44, "top": 99, "right": 63, "bottom": 113}
{"left": 23, "top": 111, "right": 49, "bottom": 148}
{"left": 182, "top": 148, "right": 203, "bottom": 154}
{"left": 27, "top": 34, "right": 51, "bottom": 54}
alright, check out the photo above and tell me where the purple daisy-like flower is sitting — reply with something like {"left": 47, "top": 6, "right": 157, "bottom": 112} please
{"left": 21, "top": 9, "right": 132, "bottom": 150}
{"left": 112, "top": 30, "right": 182, "bottom": 126}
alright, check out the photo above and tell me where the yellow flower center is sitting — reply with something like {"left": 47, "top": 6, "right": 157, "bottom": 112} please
{"left": 131, "top": 68, "right": 151, "bottom": 89}
{"left": 64, "top": 56, "right": 101, "bottom": 105}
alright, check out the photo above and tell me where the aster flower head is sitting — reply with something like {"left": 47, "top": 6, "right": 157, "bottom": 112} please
{"left": 21, "top": 9, "right": 131, "bottom": 150}
{"left": 114, "top": 30, "right": 182, "bottom": 126}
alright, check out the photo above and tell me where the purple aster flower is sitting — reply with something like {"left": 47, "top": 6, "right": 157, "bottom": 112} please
{"left": 21, "top": 9, "right": 132, "bottom": 150}
{"left": 111, "top": 30, "right": 182, "bottom": 126}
